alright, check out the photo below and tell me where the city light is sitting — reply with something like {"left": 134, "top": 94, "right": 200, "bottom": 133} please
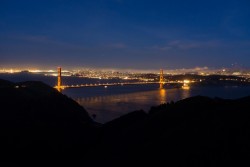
{"left": 182, "top": 80, "right": 190, "bottom": 90}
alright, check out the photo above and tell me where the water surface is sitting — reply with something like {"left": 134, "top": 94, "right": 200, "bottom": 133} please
{"left": 63, "top": 85, "right": 250, "bottom": 123}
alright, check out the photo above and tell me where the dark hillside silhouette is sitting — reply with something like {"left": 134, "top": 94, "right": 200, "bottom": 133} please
{"left": 1, "top": 79, "right": 250, "bottom": 167}
{"left": 0, "top": 79, "right": 96, "bottom": 166}
{"left": 88, "top": 96, "right": 250, "bottom": 167}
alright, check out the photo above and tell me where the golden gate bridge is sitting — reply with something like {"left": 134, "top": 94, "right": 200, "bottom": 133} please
{"left": 55, "top": 67, "right": 189, "bottom": 91}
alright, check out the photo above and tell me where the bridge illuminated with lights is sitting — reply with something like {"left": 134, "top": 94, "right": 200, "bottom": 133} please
{"left": 55, "top": 67, "right": 190, "bottom": 91}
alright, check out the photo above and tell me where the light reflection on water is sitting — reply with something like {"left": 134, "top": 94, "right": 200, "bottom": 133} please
{"left": 159, "top": 89, "right": 167, "bottom": 104}
{"left": 74, "top": 88, "right": 191, "bottom": 123}
{"left": 63, "top": 85, "right": 250, "bottom": 123}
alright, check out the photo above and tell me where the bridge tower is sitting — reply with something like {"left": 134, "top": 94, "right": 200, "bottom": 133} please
{"left": 57, "top": 67, "right": 62, "bottom": 91}
{"left": 159, "top": 69, "right": 164, "bottom": 89}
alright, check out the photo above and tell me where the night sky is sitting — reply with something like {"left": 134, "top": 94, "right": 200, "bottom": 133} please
{"left": 1, "top": 0, "right": 250, "bottom": 70}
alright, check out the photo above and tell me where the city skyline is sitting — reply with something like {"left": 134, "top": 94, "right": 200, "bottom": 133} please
{"left": 1, "top": 0, "right": 250, "bottom": 69}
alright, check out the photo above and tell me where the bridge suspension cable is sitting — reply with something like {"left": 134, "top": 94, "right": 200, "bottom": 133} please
{"left": 54, "top": 67, "right": 185, "bottom": 90}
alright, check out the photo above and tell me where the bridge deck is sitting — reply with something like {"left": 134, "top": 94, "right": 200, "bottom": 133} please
{"left": 54, "top": 81, "right": 182, "bottom": 89}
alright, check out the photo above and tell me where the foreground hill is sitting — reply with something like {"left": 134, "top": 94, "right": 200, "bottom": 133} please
{"left": 0, "top": 79, "right": 96, "bottom": 166}
{"left": 1, "top": 79, "right": 250, "bottom": 167}
{"left": 88, "top": 96, "right": 250, "bottom": 167}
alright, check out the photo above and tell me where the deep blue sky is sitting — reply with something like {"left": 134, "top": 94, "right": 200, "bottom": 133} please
{"left": 1, "top": 0, "right": 250, "bottom": 70}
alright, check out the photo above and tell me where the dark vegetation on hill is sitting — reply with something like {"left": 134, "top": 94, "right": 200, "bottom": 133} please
{"left": 1, "top": 79, "right": 250, "bottom": 167}
{"left": 0, "top": 79, "right": 96, "bottom": 166}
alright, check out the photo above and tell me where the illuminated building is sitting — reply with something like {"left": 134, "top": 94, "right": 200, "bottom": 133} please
{"left": 182, "top": 80, "right": 190, "bottom": 89}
